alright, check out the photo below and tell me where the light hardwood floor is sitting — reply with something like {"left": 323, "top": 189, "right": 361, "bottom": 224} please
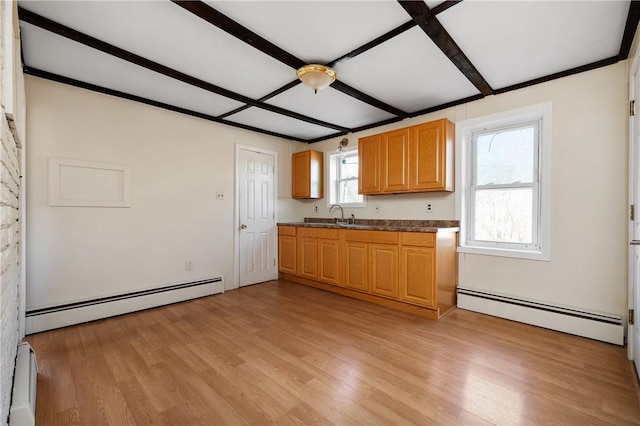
{"left": 27, "top": 280, "right": 640, "bottom": 425}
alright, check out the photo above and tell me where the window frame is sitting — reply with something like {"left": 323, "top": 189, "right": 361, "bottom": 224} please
{"left": 469, "top": 120, "right": 540, "bottom": 251}
{"left": 456, "top": 102, "right": 552, "bottom": 261}
{"left": 326, "top": 147, "right": 367, "bottom": 208}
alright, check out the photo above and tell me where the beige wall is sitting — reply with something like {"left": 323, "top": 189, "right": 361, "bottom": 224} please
{"left": 25, "top": 76, "right": 303, "bottom": 310}
{"left": 27, "top": 60, "right": 629, "bottom": 322}
{"left": 306, "top": 62, "right": 629, "bottom": 318}
{"left": 459, "top": 63, "right": 627, "bottom": 316}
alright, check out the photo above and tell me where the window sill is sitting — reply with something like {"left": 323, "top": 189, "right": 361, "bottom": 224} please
{"left": 458, "top": 245, "right": 550, "bottom": 262}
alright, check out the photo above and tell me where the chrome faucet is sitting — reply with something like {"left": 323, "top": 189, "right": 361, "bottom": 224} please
{"left": 329, "top": 204, "right": 345, "bottom": 223}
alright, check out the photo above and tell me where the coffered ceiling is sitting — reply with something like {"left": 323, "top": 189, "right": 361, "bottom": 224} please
{"left": 18, "top": 1, "right": 640, "bottom": 143}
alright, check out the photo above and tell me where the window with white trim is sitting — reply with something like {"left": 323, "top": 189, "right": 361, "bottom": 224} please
{"left": 327, "top": 149, "right": 365, "bottom": 206}
{"left": 457, "top": 103, "right": 551, "bottom": 261}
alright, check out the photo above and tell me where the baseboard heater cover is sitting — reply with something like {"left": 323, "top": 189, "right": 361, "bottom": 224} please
{"left": 457, "top": 287, "right": 624, "bottom": 345}
{"left": 9, "top": 342, "right": 37, "bottom": 426}
{"left": 26, "top": 277, "right": 224, "bottom": 334}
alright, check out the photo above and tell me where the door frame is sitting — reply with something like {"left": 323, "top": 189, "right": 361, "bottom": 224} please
{"left": 629, "top": 48, "right": 640, "bottom": 362}
{"left": 234, "top": 144, "right": 279, "bottom": 290}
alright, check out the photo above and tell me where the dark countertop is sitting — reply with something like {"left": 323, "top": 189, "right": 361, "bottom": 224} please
{"left": 278, "top": 218, "right": 459, "bottom": 233}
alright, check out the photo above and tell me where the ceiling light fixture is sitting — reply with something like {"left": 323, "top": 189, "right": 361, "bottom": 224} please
{"left": 336, "top": 137, "right": 349, "bottom": 158}
{"left": 297, "top": 64, "right": 337, "bottom": 94}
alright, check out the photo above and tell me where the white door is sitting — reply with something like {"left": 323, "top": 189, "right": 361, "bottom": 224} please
{"left": 629, "top": 60, "right": 640, "bottom": 378}
{"left": 238, "top": 148, "right": 276, "bottom": 287}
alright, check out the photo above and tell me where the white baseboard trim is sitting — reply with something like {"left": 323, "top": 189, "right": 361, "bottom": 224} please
{"left": 457, "top": 286, "right": 624, "bottom": 346}
{"left": 9, "top": 343, "right": 37, "bottom": 426}
{"left": 26, "top": 277, "right": 224, "bottom": 334}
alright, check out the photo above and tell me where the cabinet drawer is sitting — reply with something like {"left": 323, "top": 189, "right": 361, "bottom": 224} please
{"left": 344, "top": 230, "right": 398, "bottom": 244}
{"left": 400, "top": 232, "right": 435, "bottom": 247}
{"left": 297, "top": 227, "right": 339, "bottom": 240}
{"left": 278, "top": 226, "right": 297, "bottom": 236}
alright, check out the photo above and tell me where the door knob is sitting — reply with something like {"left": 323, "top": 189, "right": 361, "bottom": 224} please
{"left": 240, "top": 224, "right": 247, "bottom": 229}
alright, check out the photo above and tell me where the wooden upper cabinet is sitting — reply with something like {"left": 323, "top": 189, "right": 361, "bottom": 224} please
{"left": 410, "top": 119, "right": 454, "bottom": 192}
{"left": 381, "top": 128, "right": 410, "bottom": 193}
{"left": 358, "top": 134, "right": 382, "bottom": 194}
{"left": 292, "top": 150, "right": 323, "bottom": 199}
{"left": 358, "top": 118, "right": 454, "bottom": 195}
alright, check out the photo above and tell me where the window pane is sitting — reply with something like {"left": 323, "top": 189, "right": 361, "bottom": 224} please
{"left": 338, "top": 155, "right": 358, "bottom": 179}
{"left": 474, "top": 187, "right": 532, "bottom": 244}
{"left": 476, "top": 126, "right": 535, "bottom": 185}
{"left": 338, "top": 180, "right": 363, "bottom": 204}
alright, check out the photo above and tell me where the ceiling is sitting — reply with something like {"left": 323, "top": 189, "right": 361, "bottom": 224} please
{"left": 18, "top": 1, "right": 640, "bottom": 143}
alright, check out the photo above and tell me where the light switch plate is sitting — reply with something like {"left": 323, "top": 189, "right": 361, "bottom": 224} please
{"left": 216, "top": 191, "right": 224, "bottom": 200}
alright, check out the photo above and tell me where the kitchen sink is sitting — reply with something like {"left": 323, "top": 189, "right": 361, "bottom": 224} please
{"left": 335, "top": 222, "right": 373, "bottom": 228}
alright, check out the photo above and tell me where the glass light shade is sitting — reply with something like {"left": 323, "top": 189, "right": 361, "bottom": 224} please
{"left": 336, "top": 137, "right": 348, "bottom": 157}
{"left": 297, "top": 64, "right": 337, "bottom": 91}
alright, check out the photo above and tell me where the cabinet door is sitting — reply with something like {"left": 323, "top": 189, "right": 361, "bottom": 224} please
{"left": 297, "top": 237, "right": 318, "bottom": 279}
{"left": 381, "top": 128, "right": 410, "bottom": 193}
{"left": 278, "top": 235, "right": 296, "bottom": 274}
{"left": 318, "top": 239, "right": 339, "bottom": 285}
{"left": 292, "top": 150, "right": 323, "bottom": 199}
{"left": 370, "top": 244, "right": 399, "bottom": 298}
{"left": 292, "top": 151, "right": 311, "bottom": 198}
{"left": 400, "top": 247, "right": 436, "bottom": 308}
{"left": 358, "top": 134, "right": 381, "bottom": 194}
{"left": 410, "top": 120, "right": 452, "bottom": 191}
{"left": 344, "top": 241, "right": 368, "bottom": 291}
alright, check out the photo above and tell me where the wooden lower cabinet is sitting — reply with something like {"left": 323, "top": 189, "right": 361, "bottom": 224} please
{"left": 344, "top": 241, "right": 368, "bottom": 291}
{"left": 298, "top": 237, "right": 318, "bottom": 280}
{"left": 291, "top": 227, "right": 340, "bottom": 284}
{"left": 278, "top": 226, "right": 297, "bottom": 275}
{"left": 370, "top": 244, "right": 399, "bottom": 298}
{"left": 279, "top": 225, "right": 457, "bottom": 319}
{"left": 318, "top": 239, "right": 339, "bottom": 285}
{"left": 344, "top": 240, "right": 399, "bottom": 297}
{"left": 342, "top": 229, "right": 398, "bottom": 295}
{"left": 400, "top": 246, "right": 435, "bottom": 308}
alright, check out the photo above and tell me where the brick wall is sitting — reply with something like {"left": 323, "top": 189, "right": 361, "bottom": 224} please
{"left": 0, "top": 111, "right": 19, "bottom": 426}
{"left": 0, "top": 1, "right": 22, "bottom": 424}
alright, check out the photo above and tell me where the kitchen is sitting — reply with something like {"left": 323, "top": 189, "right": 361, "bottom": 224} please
{"left": 2, "top": 1, "right": 639, "bottom": 424}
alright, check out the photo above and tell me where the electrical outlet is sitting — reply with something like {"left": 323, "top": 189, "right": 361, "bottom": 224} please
{"left": 375, "top": 205, "right": 381, "bottom": 214}
{"left": 314, "top": 205, "right": 319, "bottom": 214}
{"left": 426, "top": 203, "right": 433, "bottom": 213}
{"left": 215, "top": 191, "right": 224, "bottom": 200}
{"left": 185, "top": 261, "right": 193, "bottom": 271}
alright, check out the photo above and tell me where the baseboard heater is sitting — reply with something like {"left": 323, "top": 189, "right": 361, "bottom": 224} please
{"left": 9, "top": 342, "right": 37, "bottom": 426}
{"left": 457, "top": 286, "right": 624, "bottom": 345}
{"left": 25, "top": 277, "right": 224, "bottom": 334}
